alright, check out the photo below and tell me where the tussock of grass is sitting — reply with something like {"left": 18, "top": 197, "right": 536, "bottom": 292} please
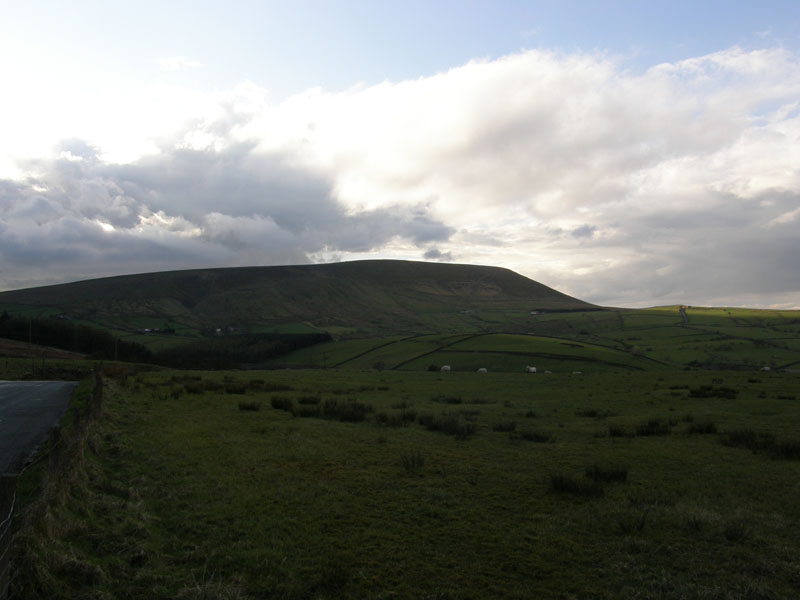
{"left": 400, "top": 408, "right": 418, "bottom": 423}
{"left": 721, "top": 428, "right": 800, "bottom": 460}
{"left": 183, "top": 382, "right": 205, "bottom": 394}
{"left": 431, "top": 394, "right": 462, "bottom": 404}
{"left": 608, "top": 425, "right": 631, "bottom": 438}
{"left": 418, "top": 413, "right": 476, "bottom": 440}
{"left": 270, "top": 396, "right": 293, "bottom": 411}
{"left": 614, "top": 507, "right": 650, "bottom": 535}
{"left": 170, "top": 374, "right": 202, "bottom": 383}
{"left": 292, "top": 405, "right": 321, "bottom": 418}
{"left": 585, "top": 464, "right": 628, "bottom": 483}
{"left": 375, "top": 408, "right": 418, "bottom": 427}
{"left": 374, "top": 412, "right": 406, "bottom": 427}
{"left": 635, "top": 418, "right": 672, "bottom": 436}
{"left": 722, "top": 428, "right": 776, "bottom": 453}
{"left": 322, "top": 398, "right": 373, "bottom": 422}
{"left": 492, "top": 421, "right": 517, "bottom": 432}
{"left": 723, "top": 518, "right": 752, "bottom": 543}
{"left": 297, "top": 395, "right": 321, "bottom": 405}
{"left": 466, "top": 397, "right": 496, "bottom": 405}
{"left": 246, "top": 378, "right": 265, "bottom": 391}
{"left": 574, "top": 408, "right": 615, "bottom": 419}
{"left": 263, "top": 382, "right": 293, "bottom": 392}
{"left": 203, "top": 380, "right": 224, "bottom": 392}
{"left": 687, "top": 421, "right": 717, "bottom": 435}
{"left": 689, "top": 385, "right": 738, "bottom": 399}
{"left": 237, "top": 400, "right": 261, "bottom": 411}
{"left": 549, "top": 473, "right": 603, "bottom": 497}
{"left": 400, "top": 450, "right": 425, "bottom": 472}
{"left": 774, "top": 440, "right": 800, "bottom": 459}
{"left": 511, "top": 430, "right": 552, "bottom": 443}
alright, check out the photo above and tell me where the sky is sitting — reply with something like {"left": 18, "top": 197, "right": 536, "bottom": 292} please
{"left": 1, "top": 1, "right": 799, "bottom": 308}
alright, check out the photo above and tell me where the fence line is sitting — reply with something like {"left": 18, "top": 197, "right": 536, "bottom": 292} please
{"left": 2, "top": 368, "right": 104, "bottom": 599}
{"left": 0, "top": 475, "right": 17, "bottom": 600}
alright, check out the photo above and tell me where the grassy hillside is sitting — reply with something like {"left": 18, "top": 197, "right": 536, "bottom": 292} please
{"left": 0, "top": 260, "right": 595, "bottom": 347}
{"left": 13, "top": 368, "right": 800, "bottom": 598}
{"left": 3, "top": 263, "right": 799, "bottom": 373}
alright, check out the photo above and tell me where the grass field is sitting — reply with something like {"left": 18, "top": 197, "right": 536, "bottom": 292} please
{"left": 265, "top": 306, "right": 800, "bottom": 373}
{"left": 13, "top": 366, "right": 800, "bottom": 599}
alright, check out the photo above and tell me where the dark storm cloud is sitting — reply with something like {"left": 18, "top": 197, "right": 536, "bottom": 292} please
{"left": 0, "top": 140, "right": 454, "bottom": 291}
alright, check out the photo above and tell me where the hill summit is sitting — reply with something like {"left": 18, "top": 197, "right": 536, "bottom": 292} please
{"left": 0, "top": 260, "right": 596, "bottom": 336}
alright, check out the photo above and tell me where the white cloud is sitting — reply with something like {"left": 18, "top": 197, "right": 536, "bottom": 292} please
{"left": 1, "top": 47, "right": 800, "bottom": 307}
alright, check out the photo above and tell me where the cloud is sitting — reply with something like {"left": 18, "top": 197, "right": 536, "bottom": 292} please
{"left": 2, "top": 47, "right": 800, "bottom": 307}
{"left": 0, "top": 137, "right": 453, "bottom": 289}
{"left": 571, "top": 225, "right": 597, "bottom": 239}
{"left": 158, "top": 56, "right": 202, "bottom": 71}
{"left": 766, "top": 206, "right": 800, "bottom": 227}
{"left": 423, "top": 247, "right": 454, "bottom": 262}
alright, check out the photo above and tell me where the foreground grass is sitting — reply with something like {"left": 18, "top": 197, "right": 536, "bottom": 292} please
{"left": 14, "top": 368, "right": 800, "bottom": 599}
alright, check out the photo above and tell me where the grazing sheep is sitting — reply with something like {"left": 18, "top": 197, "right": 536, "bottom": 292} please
{"left": 477, "top": 368, "right": 488, "bottom": 373}
{"left": 525, "top": 366, "right": 537, "bottom": 373}
{"left": 441, "top": 365, "right": 451, "bottom": 373}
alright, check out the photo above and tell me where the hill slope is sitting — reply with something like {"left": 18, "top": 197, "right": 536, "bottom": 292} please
{"left": 0, "top": 260, "right": 596, "bottom": 339}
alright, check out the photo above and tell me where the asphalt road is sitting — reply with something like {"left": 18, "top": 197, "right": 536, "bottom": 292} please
{"left": 0, "top": 381, "right": 76, "bottom": 474}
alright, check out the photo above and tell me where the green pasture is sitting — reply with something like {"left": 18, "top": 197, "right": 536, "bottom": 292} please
{"left": 264, "top": 307, "right": 800, "bottom": 372}
{"left": 445, "top": 334, "right": 662, "bottom": 371}
{"left": 15, "top": 367, "right": 800, "bottom": 599}
{"left": 268, "top": 336, "right": 411, "bottom": 367}
{"left": 4, "top": 303, "right": 800, "bottom": 373}
{"left": 249, "top": 322, "right": 324, "bottom": 334}
{"left": 337, "top": 334, "right": 474, "bottom": 370}
{"left": 399, "top": 350, "right": 607, "bottom": 373}
{"left": 0, "top": 302, "right": 68, "bottom": 319}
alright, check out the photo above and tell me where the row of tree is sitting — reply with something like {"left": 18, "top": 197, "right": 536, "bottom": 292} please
{"left": 155, "top": 332, "right": 332, "bottom": 369}
{"left": 0, "top": 312, "right": 152, "bottom": 362}
{"left": 0, "top": 311, "right": 331, "bottom": 369}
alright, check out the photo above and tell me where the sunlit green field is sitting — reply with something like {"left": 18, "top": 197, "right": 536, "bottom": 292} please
{"left": 15, "top": 366, "right": 800, "bottom": 599}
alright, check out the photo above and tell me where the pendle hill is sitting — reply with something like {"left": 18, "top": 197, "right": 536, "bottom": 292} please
{"left": 2, "top": 259, "right": 799, "bottom": 372}
{"left": 0, "top": 260, "right": 594, "bottom": 338}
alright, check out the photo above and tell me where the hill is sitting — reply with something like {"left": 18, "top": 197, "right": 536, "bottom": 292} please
{"left": 0, "top": 260, "right": 596, "bottom": 345}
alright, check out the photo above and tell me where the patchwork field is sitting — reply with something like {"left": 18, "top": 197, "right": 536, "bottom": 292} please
{"left": 13, "top": 366, "right": 800, "bottom": 599}
{"left": 267, "top": 306, "right": 800, "bottom": 373}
